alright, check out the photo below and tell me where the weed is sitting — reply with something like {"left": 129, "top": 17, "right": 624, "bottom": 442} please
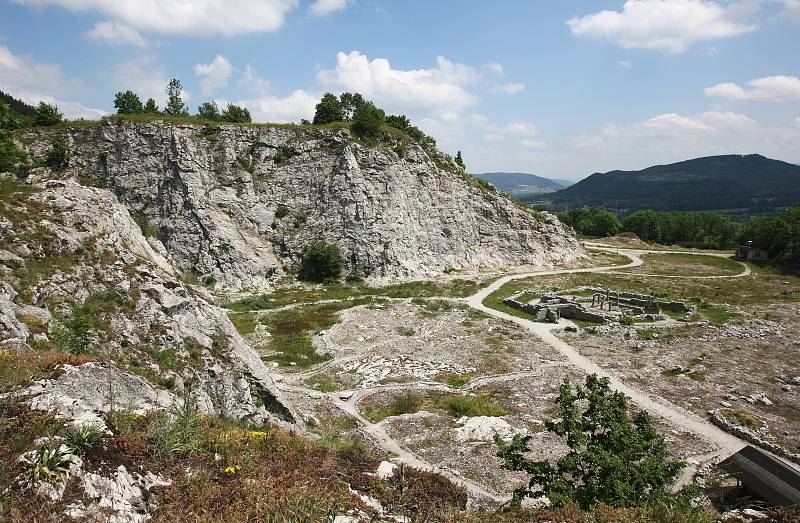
{"left": 30, "top": 441, "right": 71, "bottom": 482}
{"left": 62, "top": 423, "right": 104, "bottom": 455}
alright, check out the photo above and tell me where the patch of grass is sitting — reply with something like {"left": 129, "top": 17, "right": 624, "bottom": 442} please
{"left": 435, "top": 372, "right": 472, "bottom": 388}
{"left": 365, "top": 391, "right": 507, "bottom": 422}
{"left": 228, "top": 312, "right": 258, "bottom": 336}
{"left": 305, "top": 373, "right": 342, "bottom": 393}
{"left": 0, "top": 348, "right": 93, "bottom": 393}
{"left": 61, "top": 423, "right": 104, "bottom": 455}
{"left": 132, "top": 212, "right": 159, "bottom": 239}
{"left": 438, "top": 395, "right": 506, "bottom": 418}
{"left": 261, "top": 299, "right": 373, "bottom": 368}
{"left": 720, "top": 408, "right": 762, "bottom": 429}
{"left": 618, "top": 253, "right": 744, "bottom": 277}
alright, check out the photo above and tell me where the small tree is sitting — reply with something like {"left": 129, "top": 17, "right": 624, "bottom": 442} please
{"left": 496, "top": 374, "right": 684, "bottom": 510}
{"left": 164, "top": 78, "right": 188, "bottom": 116}
{"left": 221, "top": 104, "right": 251, "bottom": 123}
{"left": 300, "top": 242, "right": 343, "bottom": 283}
{"left": 113, "top": 90, "right": 144, "bottom": 114}
{"left": 197, "top": 101, "right": 221, "bottom": 121}
{"left": 45, "top": 136, "right": 68, "bottom": 170}
{"left": 0, "top": 101, "right": 28, "bottom": 172}
{"left": 339, "top": 92, "right": 365, "bottom": 121}
{"left": 455, "top": 151, "right": 465, "bottom": 170}
{"left": 144, "top": 98, "right": 159, "bottom": 113}
{"left": 385, "top": 114, "right": 410, "bottom": 130}
{"left": 313, "top": 93, "right": 344, "bottom": 125}
{"left": 34, "top": 102, "right": 63, "bottom": 126}
{"left": 351, "top": 101, "right": 385, "bottom": 140}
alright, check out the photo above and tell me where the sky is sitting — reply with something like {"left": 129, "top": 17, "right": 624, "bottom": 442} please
{"left": 1, "top": 0, "right": 799, "bottom": 180}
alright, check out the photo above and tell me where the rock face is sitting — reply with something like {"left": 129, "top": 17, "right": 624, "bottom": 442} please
{"left": 20, "top": 120, "right": 581, "bottom": 290}
{"left": 0, "top": 177, "right": 296, "bottom": 427}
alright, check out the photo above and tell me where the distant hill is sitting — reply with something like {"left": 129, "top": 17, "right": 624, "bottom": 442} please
{"left": 546, "top": 154, "right": 800, "bottom": 214}
{"left": 0, "top": 90, "right": 37, "bottom": 119}
{"left": 473, "top": 172, "right": 569, "bottom": 198}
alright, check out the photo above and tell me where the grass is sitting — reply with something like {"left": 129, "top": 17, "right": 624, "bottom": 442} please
{"left": 226, "top": 278, "right": 489, "bottom": 312}
{"left": 260, "top": 298, "right": 374, "bottom": 368}
{"left": 617, "top": 253, "right": 743, "bottom": 276}
{"left": 0, "top": 348, "right": 93, "bottom": 393}
{"left": 435, "top": 372, "right": 472, "bottom": 388}
{"left": 364, "top": 391, "right": 508, "bottom": 422}
{"left": 720, "top": 408, "right": 762, "bottom": 429}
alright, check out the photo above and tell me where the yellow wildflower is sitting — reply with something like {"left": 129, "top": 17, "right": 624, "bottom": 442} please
{"left": 223, "top": 465, "right": 241, "bottom": 475}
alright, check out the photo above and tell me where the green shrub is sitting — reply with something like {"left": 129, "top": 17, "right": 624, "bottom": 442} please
{"left": 313, "top": 93, "right": 344, "bottom": 125}
{"left": 33, "top": 102, "right": 63, "bottom": 126}
{"left": 351, "top": 101, "right": 385, "bottom": 140}
{"left": 274, "top": 205, "right": 289, "bottom": 219}
{"left": 300, "top": 242, "right": 343, "bottom": 283}
{"left": 440, "top": 395, "right": 506, "bottom": 417}
{"left": 51, "top": 313, "right": 92, "bottom": 354}
{"left": 30, "top": 441, "right": 71, "bottom": 482}
{"left": 45, "top": 136, "right": 68, "bottom": 170}
{"left": 389, "top": 393, "right": 422, "bottom": 416}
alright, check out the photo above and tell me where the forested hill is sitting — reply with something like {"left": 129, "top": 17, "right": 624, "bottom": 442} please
{"left": 547, "top": 154, "right": 800, "bottom": 213}
{"left": 0, "top": 90, "right": 37, "bottom": 119}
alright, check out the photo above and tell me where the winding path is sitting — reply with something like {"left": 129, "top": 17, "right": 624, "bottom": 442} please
{"left": 280, "top": 246, "right": 754, "bottom": 504}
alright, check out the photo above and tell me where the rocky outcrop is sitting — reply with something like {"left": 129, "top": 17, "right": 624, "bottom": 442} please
{"left": 0, "top": 177, "right": 295, "bottom": 426}
{"left": 19, "top": 120, "right": 581, "bottom": 290}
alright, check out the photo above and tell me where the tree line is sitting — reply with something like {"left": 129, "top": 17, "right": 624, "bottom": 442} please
{"left": 559, "top": 205, "right": 800, "bottom": 272}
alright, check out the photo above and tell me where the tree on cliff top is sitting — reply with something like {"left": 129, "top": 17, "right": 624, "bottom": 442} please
{"left": 351, "top": 101, "right": 385, "bottom": 140}
{"left": 164, "top": 78, "right": 189, "bottom": 116}
{"left": 496, "top": 374, "right": 684, "bottom": 510}
{"left": 34, "top": 101, "right": 63, "bottom": 126}
{"left": 313, "top": 93, "right": 344, "bottom": 125}
{"left": 114, "top": 90, "right": 144, "bottom": 114}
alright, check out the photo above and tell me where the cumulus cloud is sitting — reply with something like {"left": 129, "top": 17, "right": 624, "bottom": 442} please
{"left": 239, "top": 90, "right": 318, "bottom": 123}
{"left": 705, "top": 75, "right": 800, "bottom": 101}
{"left": 11, "top": 0, "right": 298, "bottom": 37}
{"left": 110, "top": 55, "right": 173, "bottom": 106}
{"left": 194, "top": 54, "right": 235, "bottom": 95}
{"left": 317, "top": 51, "right": 487, "bottom": 115}
{"left": 782, "top": 0, "right": 800, "bottom": 24}
{"left": 0, "top": 46, "right": 106, "bottom": 118}
{"left": 86, "top": 21, "right": 148, "bottom": 48}
{"left": 308, "top": 0, "right": 350, "bottom": 17}
{"left": 491, "top": 82, "right": 525, "bottom": 94}
{"left": 567, "top": 0, "right": 757, "bottom": 54}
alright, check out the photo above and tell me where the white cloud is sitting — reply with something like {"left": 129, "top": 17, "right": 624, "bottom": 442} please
{"left": 194, "top": 54, "right": 235, "bottom": 95}
{"left": 86, "top": 21, "right": 148, "bottom": 48}
{"left": 316, "top": 51, "right": 484, "bottom": 115}
{"left": 491, "top": 82, "right": 525, "bottom": 94}
{"left": 239, "top": 89, "right": 318, "bottom": 123}
{"left": 782, "top": 0, "right": 800, "bottom": 24}
{"left": 308, "top": 0, "right": 350, "bottom": 17}
{"left": 239, "top": 65, "right": 271, "bottom": 94}
{"left": 705, "top": 75, "right": 800, "bottom": 101}
{"left": 520, "top": 138, "right": 545, "bottom": 149}
{"left": 567, "top": 0, "right": 757, "bottom": 54}
{"left": 12, "top": 0, "right": 298, "bottom": 37}
{"left": 0, "top": 46, "right": 106, "bottom": 118}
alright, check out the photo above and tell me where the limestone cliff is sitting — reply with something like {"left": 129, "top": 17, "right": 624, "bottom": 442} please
{"left": 19, "top": 119, "right": 582, "bottom": 290}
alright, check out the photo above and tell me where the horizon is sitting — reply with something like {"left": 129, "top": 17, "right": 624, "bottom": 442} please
{"left": 1, "top": 0, "right": 799, "bottom": 180}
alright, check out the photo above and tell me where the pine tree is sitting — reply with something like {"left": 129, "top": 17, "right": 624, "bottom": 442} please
{"left": 455, "top": 151, "right": 466, "bottom": 170}
{"left": 144, "top": 98, "right": 159, "bottom": 113}
{"left": 34, "top": 102, "right": 63, "bottom": 126}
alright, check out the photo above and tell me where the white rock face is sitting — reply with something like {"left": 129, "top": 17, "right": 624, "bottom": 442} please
{"left": 453, "top": 416, "right": 526, "bottom": 443}
{"left": 20, "top": 121, "right": 582, "bottom": 290}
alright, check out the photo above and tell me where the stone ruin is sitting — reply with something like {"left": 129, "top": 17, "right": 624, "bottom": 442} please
{"left": 503, "top": 286, "right": 691, "bottom": 325}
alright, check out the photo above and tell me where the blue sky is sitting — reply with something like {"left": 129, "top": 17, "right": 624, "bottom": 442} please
{"left": 1, "top": 0, "right": 799, "bottom": 179}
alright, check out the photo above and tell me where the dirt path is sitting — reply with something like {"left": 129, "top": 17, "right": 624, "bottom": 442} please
{"left": 277, "top": 245, "right": 753, "bottom": 504}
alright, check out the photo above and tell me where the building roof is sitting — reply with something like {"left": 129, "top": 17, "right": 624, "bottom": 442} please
{"left": 719, "top": 445, "right": 800, "bottom": 506}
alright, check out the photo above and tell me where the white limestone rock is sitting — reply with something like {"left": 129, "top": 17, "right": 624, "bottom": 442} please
{"left": 453, "top": 416, "right": 525, "bottom": 443}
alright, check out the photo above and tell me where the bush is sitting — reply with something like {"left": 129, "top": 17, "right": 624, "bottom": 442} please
{"left": 558, "top": 208, "right": 621, "bottom": 237}
{"left": 389, "top": 393, "right": 422, "bottom": 416}
{"left": 51, "top": 312, "right": 92, "bottom": 354}
{"left": 351, "top": 101, "right": 385, "bottom": 140}
{"left": 196, "top": 101, "right": 220, "bottom": 121}
{"left": 274, "top": 205, "right": 289, "bottom": 219}
{"left": 113, "top": 90, "right": 144, "bottom": 114}
{"left": 300, "top": 242, "right": 343, "bottom": 283}
{"left": 496, "top": 374, "right": 684, "bottom": 510}
{"left": 45, "top": 136, "right": 68, "bottom": 170}
{"left": 313, "top": 93, "right": 344, "bottom": 125}
{"left": 33, "top": 102, "right": 63, "bottom": 126}
{"left": 221, "top": 104, "right": 251, "bottom": 123}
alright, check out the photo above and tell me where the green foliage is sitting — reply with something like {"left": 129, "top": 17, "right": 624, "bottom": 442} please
{"left": 339, "top": 92, "right": 365, "bottom": 120}
{"left": 440, "top": 395, "right": 506, "bottom": 417}
{"left": 62, "top": 423, "right": 104, "bottom": 455}
{"left": 0, "top": 89, "right": 37, "bottom": 118}
{"left": 740, "top": 205, "right": 800, "bottom": 273}
{"left": 45, "top": 136, "right": 68, "bottom": 170}
{"left": 33, "top": 102, "right": 63, "bottom": 126}
{"left": 30, "top": 441, "right": 71, "bottom": 482}
{"left": 0, "top": 102, "right": 28, "bottom": 171}
{"left": 313, "top": 93, "right": 344, "bottom": 125}
{"left": 221, "top": 103, "right": 251, "bottom": 123}
{"left": 559, "top": 208, "right": 622, "bottom": 237}
{"left": 149, "top": 387, "right": 202, "bottom": 459}
{"left": 623, "top": 209, "right": 740, "bottom": 247}
{"left": 143, "top": 98, "right": 159, "bottom": 113}
{"left": 51, "top": 312, "right": 92, "bottom": 354}
{"left": 455, "top": 150, "right": 466, "bottom": 170}
{"left": 274, "top": 205, "right": 290, "bottom": 219}
{"left": 113, "top": 90, "right": 144, "bottom": 114}
{"left": 385, "top": 113, "right": 437, "bottom": 151}
{"left": 300, "top": 242, "right": 343, "bottom": 283}
{"left": 496, "top": 374, "right": 684, "bottom": 510}
{"left": 196, "top": 101, "right": 221, "bottom": 121}
{"left": 351, "top": 100, "right": 385, "bottom": 140}
{"left": 164, "top": 78, "right": 189, "bottom": 116}
{"left": 389, "top": 392, "right": 422, "bottom": 416}
{"left": 273, "top": 145, "right": 298, "bottom": 165}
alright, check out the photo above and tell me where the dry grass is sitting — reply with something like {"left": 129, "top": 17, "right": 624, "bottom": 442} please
{"left": 0, "top": 348, "right": 93, "bottom": 393}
